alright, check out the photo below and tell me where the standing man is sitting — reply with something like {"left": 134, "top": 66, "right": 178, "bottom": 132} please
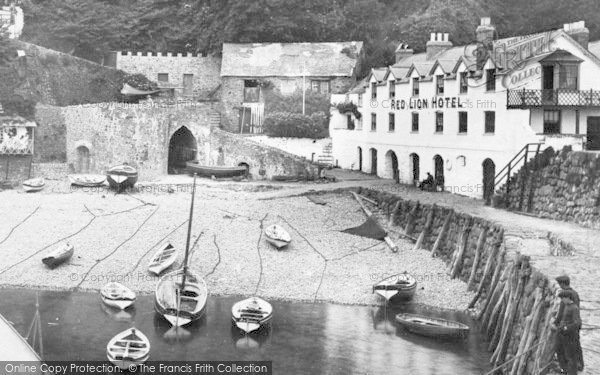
{"left": 551, "top": 290, "right": 582, "bottom": 375}
{"left": 555, "top": 275, "right": 583, "bottom": 371}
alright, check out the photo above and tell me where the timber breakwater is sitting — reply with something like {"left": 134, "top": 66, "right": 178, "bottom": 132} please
{"left": 355, "top": 186, "right": 578, "bottom": 375}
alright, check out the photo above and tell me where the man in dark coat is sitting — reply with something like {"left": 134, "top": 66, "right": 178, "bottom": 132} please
{"left": 555, "top": 275, "right": 583, "bottom": 371}
{"left": 552, "top": 289, "right": 582, "bottom": 375}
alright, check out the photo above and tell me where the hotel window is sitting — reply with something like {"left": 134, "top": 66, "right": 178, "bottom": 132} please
{"left": 412, "top": 78, "right": 419, "bottom": 96}
{"left": 311, "top": 80, "right": 330, "bottom": 94}
{"left": 157, "top": 73, "right": 169, "bottom": 83}
{"left": 371, "top": 82, "right": 377, "bottom": 99}
{"left": 558, "top": 65, "right": 578, "bottom": 90}
{"left": 435, "top": 112, "right": 444, "bottom": 133}
{"left": 371, "top": 113, "right": 377, "bottom": 131}
{"left": 460, "top": 72, "right": 468, "bottom": 93}
{"left": 458, "top": 112, "right": 468, "bottom": 133}
{"left": 243, "top": 80, "right": 260, "bottom": 102}
{"left": 389, "top": 113, "right": 395, "bottom": 132}
{"left": 389, "top": 81, "right": 395, "bottom": 98}
{"left": 436, "top": 75, "right": 444, "bottom": 95}
{"left": 411, "top": 113, "right": 419, "bottom": 132}
{"left": 486, "top": 69, "right": 496, "bottom": 91}
{"left": 543, "top": 110, "right": 561, "bottom": 134}
{"left": 347, "top": 114, "right": 355, "bottom": 130}
{"left": 485, "top": 111, "right": 496, "bottom": 133}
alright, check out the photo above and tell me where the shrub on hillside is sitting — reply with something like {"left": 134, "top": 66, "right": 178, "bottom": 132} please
{"left": 264, "top": 88, "right": 331, "bottom": 116}
{"left": 263, "top": 111, "right": 329, "bottom": 139}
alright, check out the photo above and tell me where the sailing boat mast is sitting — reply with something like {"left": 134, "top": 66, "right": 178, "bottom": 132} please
{"left": 180, "top": 174, "right": 197, "bottom": 291}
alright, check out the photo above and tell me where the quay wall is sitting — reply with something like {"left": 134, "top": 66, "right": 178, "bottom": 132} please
{"left": 500, "top": 147, "right": 600, "bottom": 230}
{"left": 355, "top": 187, "right": 565, "bottom": 374}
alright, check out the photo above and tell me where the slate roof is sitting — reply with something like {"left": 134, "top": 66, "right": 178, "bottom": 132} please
{"left": 589, "top": 40, "right": 600, "bottom": 59}
{"left": 221, "top": 42, "right": 363, "bottom": 78}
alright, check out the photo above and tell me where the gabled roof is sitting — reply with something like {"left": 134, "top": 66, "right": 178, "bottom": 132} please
{"left": 220, "top": 41, "right": 363, "bottom": 77}
{"left": 590, "top": 40, "right": 600, "bottom": 59}
{"left": 406, "top": 62, "right": 435, "bottom": 77}
{"left": 429, "top": 59, "right": 456, "bottom": 75}
{"left": 385, "top": 66, "right": 410, "bottom": 81}
{"left": 369, "top": 67, "right": 388, "bottom": 82}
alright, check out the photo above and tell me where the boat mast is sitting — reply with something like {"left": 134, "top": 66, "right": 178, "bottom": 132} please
{"left": 180, "top": 174, "right": 197, "bottom": 291}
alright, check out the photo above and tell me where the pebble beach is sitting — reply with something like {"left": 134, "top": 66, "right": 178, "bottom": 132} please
{"left": 0, "top": 175, "right": 474, "bottom": 310}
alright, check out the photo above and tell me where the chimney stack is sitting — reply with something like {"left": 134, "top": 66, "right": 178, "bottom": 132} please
{"left": 476, "top": 17, "right": 495, "bottom": 45}
{"left": 426, "top": 33, "right": 452, "bottom": 60}
{"left": 395, "top": 43, "right": 413, "bottom": 63}
{"left": 564, "top": 21, "right": 589, "bottom": 50}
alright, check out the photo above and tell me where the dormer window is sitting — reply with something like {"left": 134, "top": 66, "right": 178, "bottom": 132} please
{"left": 436, "top": 75, "right": 444, "bottom": 95}
{"left": 412, "top": 77, "right": 419, "bottom": 96}
{"left": 389, "top": 81, "right": 395, "bottom": 98}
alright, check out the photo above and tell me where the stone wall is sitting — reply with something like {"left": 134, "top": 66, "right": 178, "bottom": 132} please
{"left": 34, "top": 104, "right": 66, "bottom": 162}
{"left": 0, "top": 155, "right": 32, "bottom": 183}
{"left": 354, "top": 187, "right": 566, "bottom": 374}
{"left": 500, "top": 146, "right": 600, "bottom": 229}
{"left": 113, "top": 52, "right": 221, "bottom": 99}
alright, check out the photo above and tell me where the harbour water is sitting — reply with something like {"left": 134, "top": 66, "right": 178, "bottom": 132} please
{"left": 0, "top": 289, "right": 491, "bottom": 374}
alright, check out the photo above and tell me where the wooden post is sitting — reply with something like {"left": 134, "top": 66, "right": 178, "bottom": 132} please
{"left": 404, "top": 202, "right": 419, "bottom": 235}
{"left": 480, "top": 262, "right": 510, "bottom": 326}
{"left": 388, "top": 200, "right": 402, "bottom": 227}
{"left": 450, "top": 218, "right": 472, "bottom": 279}
{"left": 467, "top": 226, "right": 488, "bottom": 290}
{"left": 413, "top": 205, "right": 434, "bottom": 251}
{"left": 431, "top": 210, "right": 452, "bottom": 258}
{"left": 469, "top": 243, "right": 501, "bottom": 308}
{"left": 511, "top": 287, "right": 544, "bottom": 375}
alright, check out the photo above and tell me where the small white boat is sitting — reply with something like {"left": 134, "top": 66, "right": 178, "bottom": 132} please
{"left": 106, "top": 328, "right": 150, "bottom": 370}
{"left": 264, "top": 225, "right": 291, "bottom": 249}
{"left": 42, "top": 243, "right": 74, "bottom": 269}
{"left": 68, "top": 174, "right": 106, "bottom": 187}
{"left": 373, "top": 273, "right": 417, "bottom": 302}
{"left": 101, "top": 282, "right": 136, "bottom": 310}
{"left": 107, "top": 165, "right": 138, "bottom": 191}
{"left": 23, "top": 178, "right": 45, "bottom": 193}
{"left": 148, "top": 243, "right": 177, "bottom": 276}
{"left": 231, "top": 297, "right": 273, "bottom": 334}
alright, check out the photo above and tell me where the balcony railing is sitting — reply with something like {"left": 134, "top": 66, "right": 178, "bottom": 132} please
{"left": 507, "top": 89, "right": 600, "bottom": 109}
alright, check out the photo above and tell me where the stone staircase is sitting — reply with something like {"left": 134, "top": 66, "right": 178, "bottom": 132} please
{"left": 316, "top": 142, "right": 334, "bottom": 167}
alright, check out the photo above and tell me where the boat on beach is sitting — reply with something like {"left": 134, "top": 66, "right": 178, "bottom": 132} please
{"left": 101, "top": 282, "right": 136, "bottom": 310}
{"left": 395, "top": 313, "right": 470, "bottom": 339}
{"left": 106, "top": 165, "right": 138, "bottom": 191}
{"left": 373, "top": 273, "right": 417, "bottom": 302}
{"left": 68, "top": 174, "right": 106, "bottom": 187}
{"left": 186, "top": 161, "right": 247, "bottom": 178}
{"left": 264, "top": 224, "right": 291, "bottom": 249}
{"left": 42, "top": 243, "right": 74, "bottom": 269}
{"left": 148, "top": 243, "right": 177, "bottom": 276}
{"left": 231, "top": 296, "right": 273, "bottom": 334}
{"left": 22, "top": 178, "right": 45, "bottom": 192}
{"left": 106, "top": 328, "right": 150, "bottom": 370}
{"left": 154, "top": 175, "right": 209, "bottom": 327}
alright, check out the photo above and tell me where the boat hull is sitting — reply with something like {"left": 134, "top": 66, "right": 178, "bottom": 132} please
{"left": 265, "top": 236, "right": 290, "bottom": 249}
{"left": 101, "top": 296, "right": 135, "bottom": 310}
{"left": 42, "top": 244, "right": 74, "bottom": 269}
{"left": 23, "top": 178, "right": 45, "bottom": 193}
{"left": 154, "top": 269, "right": 208, "bottom": 327}
{"left": 148, "top": 244, "right": 177, "bottom": 276}
{"left": 186, "top": 162, "right": 247, "bottom": 178}
{"left": 107, "top": 353, "right": 150, "bottom": 370}
{"left": 395, "top": 313, "right": 470, "bottom": 339}
{"left": 231, "top": 297, "right": 273, "bottom": 334}
{"left": 68, "top": 174, "right": 106, "bottom": 187}
{"left": 106, "top": 165, "right": 138, "bottom": 191}
{"left": 373, "top": 274, "right": 417, "bottom": 302}
{"left": 264, "top": 225, "right": 291, "bottom": 249}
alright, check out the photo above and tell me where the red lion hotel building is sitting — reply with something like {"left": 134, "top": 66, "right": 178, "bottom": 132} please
{"left": 330, "top": 18, "right": 600, "bottom": 201}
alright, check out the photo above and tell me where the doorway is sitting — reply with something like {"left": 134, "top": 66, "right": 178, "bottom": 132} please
{"left": 357, "top": 147, "right": 363, "bottom": 171}
{"left": 370, "top": 148, "right": 378, "bottom": 175}
{"left": 386, "top": 150, "right": 399, "bottom": 183}
{"left": 434, "top": 155, "right": 444, "bottom": 190}
{"left": 409, "top": 153, "right": 420, "bottom": 185}
{"left": 168, "top": 126, "right": 197, "bottom": 174}
{"left": 587, "top": 117, "right": 600, "bottom": 151}
{"left": 542, "top": 65, "right": 555, "bottom": 103}
{"left": 482, "top": 158, "right": 496, "bottom": 205}
{"left": 76, "top": 146, "right": 90, "bottom": 173}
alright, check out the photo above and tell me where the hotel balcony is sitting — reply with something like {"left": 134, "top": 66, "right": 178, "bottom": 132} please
{"left": 507, "top": 89, "right": 600, "bottom": 109}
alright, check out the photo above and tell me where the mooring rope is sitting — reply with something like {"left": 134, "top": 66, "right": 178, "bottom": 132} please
{"left": 482, "top": 337, "right": 551, "bottom": 375}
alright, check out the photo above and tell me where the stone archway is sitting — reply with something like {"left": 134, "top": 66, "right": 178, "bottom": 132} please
{"left": 370, "top": 148, "right": 378, "bottom": 175}
{"left": 434, "top": 155, "right": 444, "bottom": 190}
{"left": 168, "top": 127, "right": 197, "bottom": 174}
{"left": 357, "top": 147, "right": 363, "bottom": 171}
{"left": 409, "top": 153, "right": 420, "bottom": 185}
{"left": 482, "top": 158, "right": 496, "bottom": 205}
{"left": 385, "top": 150, "right": 399, "bottom": 182}
{"left": 76, "top": 145, "right": 90, "bottom": 173}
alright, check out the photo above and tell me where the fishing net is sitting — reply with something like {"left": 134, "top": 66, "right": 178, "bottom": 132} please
{"left": 341, "top": 216, "right": 387, "bottom": 240}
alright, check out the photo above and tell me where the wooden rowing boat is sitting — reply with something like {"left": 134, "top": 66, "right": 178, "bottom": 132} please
{"left": 106, "top": 328, "right": 150, "bottom": 370}
{"left": 148, "top": 243, "right": 177, "bottom": 276}
{"left": 107, "top": 165, "right": 138, "bottom": 191}
{"left": 373, "top": 273, "right": 417, "bottom": 302}
{"left": 155, "top": 268, "right": 208, "bottom": 327}
{"left": 395, "top": 313, "right": 470, "bottom": 339}
{"left": 68, "top": 174, "right": 106, "bottom": 187}
{"left": 264, "top": 224, "right": 291, "bottom": 249}
{"left": 231, "top": 297, "right": 273, "bottom": 334}
{"left": 23, "top": 178, "right": 45, "bottom": 193}
{"left": 42, "top": 243, "right": 74, "bottom": 269}
{"left": 101, "top": 282, "right": 136, "bottom": 310}
{"left": 186, "top": 161, "right": 247, "bottom": 178}
{"left": 0, "top": 313, "right": 42, "bottom": 362}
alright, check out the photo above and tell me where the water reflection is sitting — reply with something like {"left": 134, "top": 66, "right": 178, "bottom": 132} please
{"left": 100, "top": 303, "right": 136, "bottom": 322}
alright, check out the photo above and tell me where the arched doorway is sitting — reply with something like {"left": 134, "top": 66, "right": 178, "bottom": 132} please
{"left": 370, "top": 148, "right": 378, "bottom": 175}
{"left": 76, "top": 146, "right": 90, "bottom": 173}
{"left": 434, "top": 155, "right": 444, "bottom": 191}
{"left": 357, "top": 147, "right": 363, "bottom": 171}
{"left": 238, "top": 162, "right": 250, "bottom": 178}
{"left": 409, "top": 153, "right": 420, "bottom": 185}
{"left": 482, "top": 158, "right": 496, "bottom": 205}
{"left": 385, "top": 150, "right": 399, "bottom": 182}
{"left": 168, "top": 127, "right": 197, "bottom": 174}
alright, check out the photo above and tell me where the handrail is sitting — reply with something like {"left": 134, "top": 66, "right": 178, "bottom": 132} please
{"left": 494, "top": 143, "right": 543, "bottom": 190}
